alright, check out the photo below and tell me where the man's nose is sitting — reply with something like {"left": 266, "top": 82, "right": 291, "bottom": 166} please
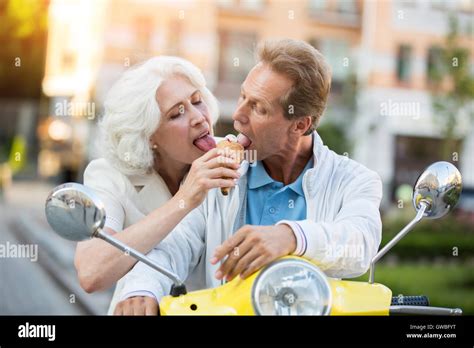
{"left": 232, "top": 101, "right": 249, "bottom": 124}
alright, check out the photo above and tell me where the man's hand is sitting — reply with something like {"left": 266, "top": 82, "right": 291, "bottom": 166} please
{"left": 113, "top": 296, "right": 159, "bottom": 316}
{"left": 210, "top": 224, "right": 296, "bottom": 281}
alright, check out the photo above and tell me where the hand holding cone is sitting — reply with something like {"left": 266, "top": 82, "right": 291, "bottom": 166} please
{"left": 216, "top": 139, "right": 244, "bottom": 195}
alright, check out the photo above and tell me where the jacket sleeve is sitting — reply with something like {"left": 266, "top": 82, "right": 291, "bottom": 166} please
{"left": 83, "top": 159, "right": 126, "bottom": 232}
{"left": 279, "top": 170, "right": 383, "bottom": 279}
{"left": 118, "top": 203, "right": 207, "bottom": 301}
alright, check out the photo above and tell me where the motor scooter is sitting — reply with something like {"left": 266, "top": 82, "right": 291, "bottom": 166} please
{"left": 45, "top": 161, "right": 463, "bottom": 315}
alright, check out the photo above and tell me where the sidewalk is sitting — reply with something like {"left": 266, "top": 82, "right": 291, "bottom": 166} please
{"left": 1, "top": 180, "right": 113, "bottom": 315}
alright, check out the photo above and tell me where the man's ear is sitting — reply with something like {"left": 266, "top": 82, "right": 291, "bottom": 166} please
{"left": 293, "top": 116, "right": 312, "bottom": 135}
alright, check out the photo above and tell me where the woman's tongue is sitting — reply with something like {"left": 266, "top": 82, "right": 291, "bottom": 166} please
{"left": 237, "top": 133, "right": 252, "bottom": 148}
{"left": 193, "top": 135, "right": 216, "bottom": 152}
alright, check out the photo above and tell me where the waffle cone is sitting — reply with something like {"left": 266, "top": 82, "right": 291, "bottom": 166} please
{"left": 216, "top": 139, "right": 244, "bottom": 195}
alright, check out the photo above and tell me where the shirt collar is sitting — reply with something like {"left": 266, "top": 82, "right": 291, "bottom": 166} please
{"left": 248, "top": 161, "right": 274, "bottom": 189}
{"left": 247, "top": 156, "right": 314, "bottom": 196}
{"left": 247, "top": 133, "right": 315, "bottom": 195}
{"left": 287, "top": 156, "right": 314, "bottom": 196}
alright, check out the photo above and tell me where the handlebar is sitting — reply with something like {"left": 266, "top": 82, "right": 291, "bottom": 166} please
{"left": 391, "top": 295, "right": 429, "bottom": 307}
{"left": 389, "top": 294, "right": 462, "bottom": 315}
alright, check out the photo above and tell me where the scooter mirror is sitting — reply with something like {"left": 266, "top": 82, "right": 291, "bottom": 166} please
{"left": 413, "top": 161, "right": 462, "bottom": 219}
{"left": 45, "top": 182, "right": 187, "bottom": 295}
{"left": 45, "top": 182, "right": 106, "bottom": 241}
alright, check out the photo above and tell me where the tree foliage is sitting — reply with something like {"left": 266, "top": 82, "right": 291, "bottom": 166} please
{"left": 0, "top": 0, "right": 49, "bottom": 99}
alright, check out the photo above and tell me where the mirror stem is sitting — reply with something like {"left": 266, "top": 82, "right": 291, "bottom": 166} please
{"left": 95, "top": 228, "right": 186, "bottom": 293}
{"left": 368, "top": 201, "right": 429, "bottom": 284}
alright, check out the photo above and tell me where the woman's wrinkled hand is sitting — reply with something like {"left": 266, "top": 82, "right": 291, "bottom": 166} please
{"left": 177, "top": 147, "right": 241, "bottom": 209}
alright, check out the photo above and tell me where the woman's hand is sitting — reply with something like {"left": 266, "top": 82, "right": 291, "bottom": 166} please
{"left": 177, "top": 147, "right": 241, "bottom": 209}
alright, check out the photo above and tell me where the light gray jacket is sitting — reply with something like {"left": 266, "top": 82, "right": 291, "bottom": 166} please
{"left": 113, "top": 132, "right": 383, "bottom": 310}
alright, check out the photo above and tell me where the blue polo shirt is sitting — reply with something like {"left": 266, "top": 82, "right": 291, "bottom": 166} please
{"left": 246, "top": 156, "right": 314, "bottom": 226}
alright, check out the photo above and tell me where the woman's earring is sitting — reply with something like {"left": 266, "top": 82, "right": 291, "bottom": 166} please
{"left": 152, "top": 144, "right": 158, "bottom": 150}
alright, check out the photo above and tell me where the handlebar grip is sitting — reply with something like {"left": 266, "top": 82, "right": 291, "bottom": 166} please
{"left": 391, "top": 295, "right": 430, "bottom": 306}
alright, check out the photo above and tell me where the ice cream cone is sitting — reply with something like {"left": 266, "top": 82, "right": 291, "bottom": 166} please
{"left": 216, "top": 139, "right": 244, "bottom": 195}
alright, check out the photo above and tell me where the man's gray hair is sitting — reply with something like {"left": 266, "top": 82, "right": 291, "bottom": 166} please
{"left": 256, "top": 39, "right": 331, "bottom": 134}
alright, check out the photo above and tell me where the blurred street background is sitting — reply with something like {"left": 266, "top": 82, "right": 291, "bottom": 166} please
{"left": 0, "top": 0, "right": 473, "bottom": 315}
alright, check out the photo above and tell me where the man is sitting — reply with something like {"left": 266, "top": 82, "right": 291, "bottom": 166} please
{"left": 113, "top": 39, "right": 382, "bottom": 315}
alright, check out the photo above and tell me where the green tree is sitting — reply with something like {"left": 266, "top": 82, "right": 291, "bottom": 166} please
{"left": 318, "top": 72, "right": 358, "bottom": 156}
{"left": 430, "top": 15, "right": 474, "bottom": 159}
{"left": 0, "top": 0, "right": 49, "bottom": 99}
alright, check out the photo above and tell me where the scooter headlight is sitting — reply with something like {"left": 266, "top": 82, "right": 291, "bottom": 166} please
{"left": 252, "top": 259, "right": 332, "bottom": 315}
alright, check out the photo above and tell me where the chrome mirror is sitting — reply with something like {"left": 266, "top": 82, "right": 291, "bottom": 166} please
{"left": 413, "top": 161, "right": 462, "bottom": 219}
{"left": 369, "top": 161, "right": 463, "bottom": 283}
{"left": 45, "top": 182, "right": 105, "bottom": 241}
{"left": 45, "top": 182, "right": 187, "bottom": 296}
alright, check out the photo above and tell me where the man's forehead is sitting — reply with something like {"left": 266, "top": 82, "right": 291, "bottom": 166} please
{"left": 243, "top": 63, "right": 293, "bottom": 101}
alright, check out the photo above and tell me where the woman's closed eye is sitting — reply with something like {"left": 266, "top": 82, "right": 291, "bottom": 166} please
{"left": 170, "top": 106, "right": 184, "bottom": 119}
{"left": 169, "top": 93, "right": 202, "bottom": 119}
{"left": 191, "top": 95, "right": 202, "bottom": 105}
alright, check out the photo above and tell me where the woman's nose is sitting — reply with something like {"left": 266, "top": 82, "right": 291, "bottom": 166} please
{"left": 189, "top": 107, "right": 207, "bottom": 127}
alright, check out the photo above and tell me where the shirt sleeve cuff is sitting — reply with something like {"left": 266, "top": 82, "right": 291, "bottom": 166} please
{"left": 120, "top": 290, "right": 158, "bottom": 302}
{"left": 276, "top": 220, "right": 307, "bottom": 256}
{"left": 104, "top": 214, "right": 123, "bottom": 233}
{"left": 120, "top": 280, "right": 166, "bottom": 304}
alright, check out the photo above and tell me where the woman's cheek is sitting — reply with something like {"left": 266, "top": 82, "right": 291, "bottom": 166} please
{"left": 174, "top": 119, "right": 191, "bottom": 138}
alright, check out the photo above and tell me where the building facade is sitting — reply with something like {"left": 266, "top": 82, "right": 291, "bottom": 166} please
{"left": 42, "top": 0, "right": 474, "bottom": 207}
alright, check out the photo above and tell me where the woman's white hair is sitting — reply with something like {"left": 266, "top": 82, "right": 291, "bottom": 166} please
{"left": 98, "top": 56, "right": 219, "bottom": 176}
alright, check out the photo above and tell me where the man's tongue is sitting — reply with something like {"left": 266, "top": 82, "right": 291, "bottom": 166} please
{"left": 237, "top": 133, "right": 252, "bottom": 148}
{"left": 193, "top": 135, "right": 216, "bottom": 152}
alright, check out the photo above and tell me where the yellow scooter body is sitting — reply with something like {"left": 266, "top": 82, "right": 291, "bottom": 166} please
{"left": 159, "top": 256, "right": 392, "bottom": 315}
{"left": 328, "top": 280, "right": 392, "bottom": 315}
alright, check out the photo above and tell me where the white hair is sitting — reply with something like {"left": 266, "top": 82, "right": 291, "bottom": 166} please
{"left": 98, "top": 56, "right": 219, "bottom": 175}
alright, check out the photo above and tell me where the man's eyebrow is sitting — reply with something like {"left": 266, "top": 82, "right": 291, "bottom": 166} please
{"left": 165, "top": 89, "right": 199, "bottom": 115}
{"left": 240, "top": 85, "right": 271, "bottom": 109}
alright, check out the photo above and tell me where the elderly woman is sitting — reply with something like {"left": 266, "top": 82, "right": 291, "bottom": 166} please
{"left": 74, "top": 56, "right": 239, "bottom": 312}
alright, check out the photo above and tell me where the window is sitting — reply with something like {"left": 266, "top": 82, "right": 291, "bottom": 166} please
{"left": 217, "top": 0, "right": 264, "bottom": 11}
{"left": 336, "top": 0, "right": 357, "bottom": 13}
{"left": 308, "top": 0, "right": 327, "bottom": 11}
{"left": 240, "top": 0, "right": 264, "bottom": 11}
{"left": 458, "top": 0, "right": 474, "bottom": 13}
{"left": 396, "top": 44, "right": 412, "bottom": 82}
{"left": 399, "top": 0, "right": 417, "bottom": 7}
{"left": 217, "top": 0, "right": 233, "bottom": 8}
{"left": 319, "top": 38, "right": 350, "bottom": 91}
{"left": 166, "top": 19, "right": 183, "bottom": 56}
{"left": 426, "top": 46, "right": 444, "bottom": 83}
{"left": 430, "top": 0, "right": 447, "bottom": 10}
{"left": 218, "top": 31, "right": 256, "bottom": 84}
{"left": 134, "top": 16, "right": 153, "bottom": 53}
